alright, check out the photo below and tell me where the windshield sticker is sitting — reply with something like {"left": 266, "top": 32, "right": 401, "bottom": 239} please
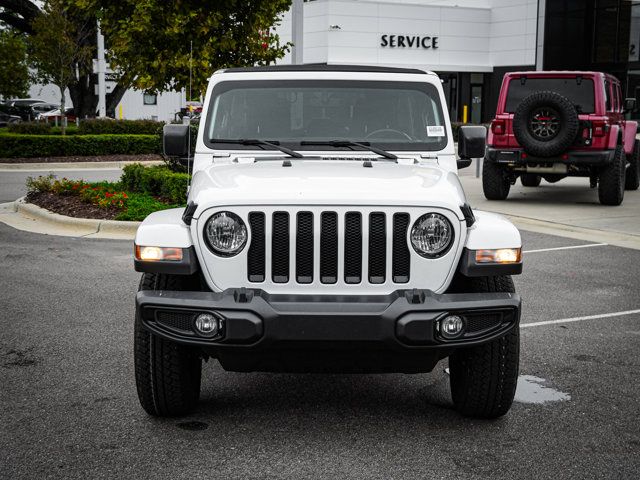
{"left": 427, "top": 125, "right": 445, "bottom": 137}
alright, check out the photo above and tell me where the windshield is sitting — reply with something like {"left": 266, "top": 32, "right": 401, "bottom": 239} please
{"left": 505, "top": 77, "right": 595, "bottom": 113}
{"left": 204, "top": 80, "right": 448, "bottom": 151}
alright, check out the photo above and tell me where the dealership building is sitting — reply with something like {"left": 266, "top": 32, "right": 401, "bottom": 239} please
{"left": 276, "top": 0, "right": 640, "bottom": 123}
{"left": 27, "top": 0, "right": 640, "bottom": 123}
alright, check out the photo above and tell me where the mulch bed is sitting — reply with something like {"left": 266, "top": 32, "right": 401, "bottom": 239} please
{"left": 0, "top": 154, "right": 163, "bottom": 164}
{"left": 26, "top": 192, "right": 119, "bottom": 220}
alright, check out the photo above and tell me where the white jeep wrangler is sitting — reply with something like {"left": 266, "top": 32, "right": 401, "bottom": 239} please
{"left": 133, "top": 65, "right": 523, "bottom": 419}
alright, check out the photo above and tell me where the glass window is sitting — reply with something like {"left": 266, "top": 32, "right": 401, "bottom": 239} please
{"left": 204, "top": 80, "right": 448, "bottom": 151}
{"left": 505, "top": 77, "right": 596, "bottom": 114}
{"left": 143, "top": 94, "right": 157, "bottom": 105}
{"left": 604, "top": 80, "right": 612, "bottom": 111}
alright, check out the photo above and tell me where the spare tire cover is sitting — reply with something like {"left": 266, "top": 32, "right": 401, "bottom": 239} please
{"left": 513, "top": 91, "right": 579, "bottom": 157}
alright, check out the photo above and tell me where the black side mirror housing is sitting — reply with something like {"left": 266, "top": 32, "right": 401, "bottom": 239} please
{"left": 457, "top": 125, "right": 487, "bottom": 168}
{"left": 163, "top": 124, "right": 190, "bottom": 159}
{"left": 624, "top": 97, "right": 637, "bottom": 113}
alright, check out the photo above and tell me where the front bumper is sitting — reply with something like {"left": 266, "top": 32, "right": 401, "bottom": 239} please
{"left": 486, "top": 147, "right": 615, "bottom": 166}
{"left": 136, "top": 288, "right": 521, "bottom": 373}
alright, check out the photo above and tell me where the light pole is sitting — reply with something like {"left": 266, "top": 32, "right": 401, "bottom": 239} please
{"left": 291, "top": 0, "right": 303, "bottom": 65}
{"left": 97, "top": 22, "right": 106, "bottom": 118}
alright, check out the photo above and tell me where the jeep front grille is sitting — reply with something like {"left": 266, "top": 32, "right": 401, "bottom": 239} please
{"left": 247, "top": 210, "right": 411, "bottom": 285}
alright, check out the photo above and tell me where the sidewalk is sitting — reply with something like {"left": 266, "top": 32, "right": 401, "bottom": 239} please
{"left": 460, "top": 173, "right": 640, "bottom": 249}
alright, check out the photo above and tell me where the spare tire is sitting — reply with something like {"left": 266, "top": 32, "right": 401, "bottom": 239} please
{"left": 513, "top": 91, "right": 579, "bottom": 157}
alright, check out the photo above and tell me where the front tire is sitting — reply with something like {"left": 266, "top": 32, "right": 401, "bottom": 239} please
{"left": 520, "top": 173, "right": 541, "bottom": 187}
{"left": 134, "top": 273, "right": 202, "bottom": 417}
{"left": 482, "top": 160, "right": 511, "bottom": 200}
{"left": 598, "top": 145, "right": 625, "bottom": 206}
{"left": 448, "top": 276, "right": 520, "bottom": 419}
{"left": 625, "top": 139, "right": 640, "bottom": 191}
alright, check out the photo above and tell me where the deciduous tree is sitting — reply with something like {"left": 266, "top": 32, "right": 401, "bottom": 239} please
{"left": 29, "top": 0, "right": 93, "bottom": 133}
{"left": 0, "top": 30, "right": 30, "bottom": 100}
{"left": 95, "top": 0, "right": 292, "bottom": 96}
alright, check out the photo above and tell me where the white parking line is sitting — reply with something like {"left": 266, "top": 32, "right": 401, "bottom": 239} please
{"left": 522, "top": 309, "right": 640, "bottom": 328}
{"left": 523, "top": 243, "right": 608, "bottom": 254}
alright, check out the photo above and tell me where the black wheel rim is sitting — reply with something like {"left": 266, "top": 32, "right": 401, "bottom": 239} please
{"left": 528, "top": 107, "right": 560, "bottom": 141}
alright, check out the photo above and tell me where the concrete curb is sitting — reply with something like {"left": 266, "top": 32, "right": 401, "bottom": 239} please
{"left": 0, "top": 160, "right": 163, "bottom": 171}
{"left": 13, "top": 198, "right": 140, "bottom": 239}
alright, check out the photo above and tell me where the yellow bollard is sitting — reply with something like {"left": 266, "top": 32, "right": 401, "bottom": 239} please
{"left": 119, "top": 104, "right": 123, "bottom": 119}
{"left": 462, "top": 105, "right": 468, "bottom": 124}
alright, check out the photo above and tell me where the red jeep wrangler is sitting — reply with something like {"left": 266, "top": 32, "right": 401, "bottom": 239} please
{"left": 484, "top": 71, "right": 640, "bottom": 205}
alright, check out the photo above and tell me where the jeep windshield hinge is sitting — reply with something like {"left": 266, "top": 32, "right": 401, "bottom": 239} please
{"left": 182, "top": 201, "right": 198, "bottom": 225}
{"left": 460, "top": 203, "right": 476, "bottom": 227}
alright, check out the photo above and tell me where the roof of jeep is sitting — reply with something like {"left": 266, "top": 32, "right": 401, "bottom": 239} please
{"left": 216, "top": 63, "right": 429, "bottom": 75}
{"left": 504, "top": 71, "right": 615, "bottom": 80}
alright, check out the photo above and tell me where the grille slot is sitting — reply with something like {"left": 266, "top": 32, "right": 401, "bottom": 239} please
{"left": 320, "top": 212, "right": 338, "bottom": 283}
{"left": 272, "top": 212, "right": 290, "bottom": 283}
{"left": 368, "top": 213, "right": 386, "bottom": 284}
{"left": 466, "top": 313, "right": 503, "bottom": 333}
{"left": 392, "top": 213, "right": 410, "bottom": 283}
{"left": 156, "top": 311, "right": 195, "bottom": 333}
{"left": 247, "top": 212, "right": 265, "bottom": 282}
{"left": 296, "top": 212, "right": 314, "bottom": 283}
{"left": 344, "top": 212, "right": 362, "bottom": 284}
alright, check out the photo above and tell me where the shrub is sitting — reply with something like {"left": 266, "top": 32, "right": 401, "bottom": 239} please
{"left": 121, "top": 163, "right": 189, "bottom": 203}
{"left": 114, "top": 194, "right": 179, "bottom": 221}
{"left": 0, "top": 133, "right": 160, "bottom": 157}
{"left": 7, "top": 122, "right": 52, "bottom": 135}
{"left": 25, "top": 174, "right": 55, "bottom": 193}
{"left": 78, "top": 118, "right": 164, "bottom": 135}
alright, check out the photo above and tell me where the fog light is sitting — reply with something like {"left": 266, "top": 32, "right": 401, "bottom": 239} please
{"left": 194, "top": 313, "right": 220, "bottom": 336}
{"left": 440, "top": 315, "right": 464, "bottom": 339}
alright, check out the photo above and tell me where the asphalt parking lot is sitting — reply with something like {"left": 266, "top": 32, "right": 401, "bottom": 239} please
{"left": 1, "top": 221, "right": 639, "bottom": 479}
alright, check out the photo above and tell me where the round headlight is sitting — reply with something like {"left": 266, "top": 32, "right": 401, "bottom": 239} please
{"left": 204, "top": 212, "right": 247, "bottom": 256}
{"left": 410, "top": 213, "right": 454, "bottom": 258}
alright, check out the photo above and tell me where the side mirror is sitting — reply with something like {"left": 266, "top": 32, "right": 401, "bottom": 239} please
{"left": 624, "top": 97, "right": 637, "bottom": 113}
{"left": 457, "top": 125, "right": 487, "bottom": 168}
{"left": 163, "top": 124, "right": 190, "bottom": 159}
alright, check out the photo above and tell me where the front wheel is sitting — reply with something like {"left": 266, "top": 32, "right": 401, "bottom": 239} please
{"left": 520, "top": 173, "right": 541, "bottom": 187}
{"left": 134, "top": 273, "right": 202, "bottom": 417}
{"left": 482, "top": 160, "right": 511, "bottom": 200}
{"left": 625, "top": 139, "right": 640, "bottom": 191}
{"left": 448, "top": 275, "right": 520, "bottom": 419}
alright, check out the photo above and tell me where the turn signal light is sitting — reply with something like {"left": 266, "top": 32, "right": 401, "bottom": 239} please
{"left": 476, "top": 248, "right": 521, "bottom": 264}
{"left": 135, "top": 245, "right": 183, "bottom": 262}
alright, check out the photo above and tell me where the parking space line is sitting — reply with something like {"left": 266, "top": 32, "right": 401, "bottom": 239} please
{"left": 522, "top": 309, "right": 640, "bottom": 328}
{"left": 523, "top": 243, "right": 607, "bottom": 254}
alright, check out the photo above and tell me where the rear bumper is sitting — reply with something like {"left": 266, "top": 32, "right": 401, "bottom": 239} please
{"left": 136, "top": 288, "right": 521, "bottom": 373}
{"left": 486, "top": 147, "right": 615, "bottom": 166}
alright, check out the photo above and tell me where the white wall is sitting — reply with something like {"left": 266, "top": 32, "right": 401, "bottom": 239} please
{"left": 274, "top": 0, "right": 538, "bottom": 71}
{"left": 114, "top": 89, "right": 185, "bottom": 122}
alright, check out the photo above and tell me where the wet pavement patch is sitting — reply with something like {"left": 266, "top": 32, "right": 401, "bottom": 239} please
{"left": 514, "top": 375, "right": 571, "bottom": 404}
{"left": 176, "top": 421, "right": 209, "bottom": 431}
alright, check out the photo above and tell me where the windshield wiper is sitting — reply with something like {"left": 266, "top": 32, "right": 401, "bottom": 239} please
{"left": 209, "top": 138, "right": 303, "bottom": 158}
{"left": 300, "top": 140, "right": 397, "bottom": 160}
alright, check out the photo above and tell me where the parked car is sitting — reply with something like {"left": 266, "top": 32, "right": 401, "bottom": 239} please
{"left": 133, "top": 64, "right": 524, "bottom": 419}
{"left": 0, "top": 111, "right": 21, "bottom": 127}
{"left": 484, "top": 71, "right": 639, "bottom": 205}
{"left": 37, "top": 107, "right": 77, "bottom": 123}
{"left": 3, "top": 98, "right": 47, "bottom": 121}
{"left": 30, "top": 102, "right": 59, "bottom": 116}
